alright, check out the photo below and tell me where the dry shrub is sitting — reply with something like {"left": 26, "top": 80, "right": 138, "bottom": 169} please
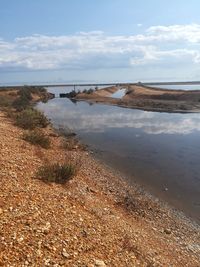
{"left": 23, "top": 130, "right": 50, "bottom": 149}
{"left": 37, "top": 162, "right": 78, "bottom": 184}
{"left": 62, "top": 137, "right": 87, "bottom": 151}
{"left": 15, "top": 108, "right": 49, "bottom": 129}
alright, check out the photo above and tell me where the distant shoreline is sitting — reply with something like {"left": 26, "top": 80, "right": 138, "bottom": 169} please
{"left": 74, "top": 84, "right": 200, "bottom": 113}
{"left": 1, "top": 80, "right": 200, "bottom": 89}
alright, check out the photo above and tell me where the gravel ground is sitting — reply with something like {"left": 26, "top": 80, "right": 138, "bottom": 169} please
{"left": 0, "top": 111, "right": 199, "bottom": 267}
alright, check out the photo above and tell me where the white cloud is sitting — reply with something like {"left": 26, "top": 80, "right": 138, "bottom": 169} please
{"left": 147, "top": 24, "right": 200, "bottom": 43}
{"left": 1, "top": 24, "right": 200, "bottom": 71}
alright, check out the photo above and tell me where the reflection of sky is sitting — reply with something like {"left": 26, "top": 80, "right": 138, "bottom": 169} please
{"left": 38, "top": 96, "right": 200, "bottom": 222}
{"left": 111, "top": 88, "right": 126, "bottom": 99}
{"left": 38, "top": 98, "right": 200, "bottom": 135}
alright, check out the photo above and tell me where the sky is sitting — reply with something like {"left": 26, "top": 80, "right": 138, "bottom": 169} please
{"left": 1, "top": 0, "right": 200, "bottom": 84}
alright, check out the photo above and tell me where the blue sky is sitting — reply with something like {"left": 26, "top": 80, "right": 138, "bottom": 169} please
{"left": 1, "top": 0, "right": 200, "bottom": 84}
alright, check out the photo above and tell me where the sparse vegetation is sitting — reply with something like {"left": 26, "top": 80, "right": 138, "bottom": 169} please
{"left": 0, "top": 86, "right": 50, "bottom": 111}
{"left": 29, "top": 86, "right": 46, "bottom": 94}
{"left": 13, "top": 86, "right": 49, "bottom": 111}
{"left": 17, "top": 87, "right": 32, "bottom": 100}
{"left": 0, "top": 95, "right": 13, "bottom": 107}
{"left": 62, "top": 137, "right": 86, "bottom": 151}
{"left": 62, "top": 137, "right": 78, "bottom": 150}
{"left": 23, "top": 130, "right": 50, "bottom": 149}
{"left": 82, "top": 88, "right": 94, "bottom": 94}
{"left": 37, "top": 162, "right": 77, "bottom": 184}
{"left": 86, "top": 88, "right": 94, "bottom": 94}
{"left": 15, "top": 108, "right": 49, "bottom": 129}
{"left": 12, "top": 95, "right": 31, "bottom": 111}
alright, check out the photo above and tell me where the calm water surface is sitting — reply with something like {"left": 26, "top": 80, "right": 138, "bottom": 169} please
{"left": 38, "top": 89, "right": 200, "bottom": 223}
{"left": 151, "top": 84, "right": 200, "bottom": 90}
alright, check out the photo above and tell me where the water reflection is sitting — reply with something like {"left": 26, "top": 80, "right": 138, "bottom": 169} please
{"left": 111, "top": 88, "right": 126, "bottom": 99}
{"left": 37, "top": 98, "right": 200, "bottom": 222}
{"left": 152, "top": 84, "right": 200, "bottom": 90}
{"left": 38, "top": 98, "right": 200, "bottom": 135}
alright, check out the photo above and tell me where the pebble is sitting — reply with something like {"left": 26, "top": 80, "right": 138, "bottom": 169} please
{"left": 94, "top": 260, "right": 106, "bottom": 267}
{"left": 62, "top": 248, "right": 70, "bottom": 258}
{"left": 164, "top": 228, "right": 171, "bottom": 235}
{"left": 41, "top": 222, "right": 51, "bottom": 234}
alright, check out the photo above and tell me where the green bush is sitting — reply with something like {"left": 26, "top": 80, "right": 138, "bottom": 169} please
{"left": 37, "top": 163, "right": 77, "bottom": 184}
{"left": 23, "top": 130, "right": 50, "bottom": 149}
{"left": 15, "top": 108, "right": 49, "bottom": 129}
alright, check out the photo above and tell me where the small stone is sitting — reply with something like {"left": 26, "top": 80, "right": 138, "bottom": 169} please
{"left": 17, "top": 237, "right": 24, "bottom": 243}
{"left": 0, "top": 208, "right": 3, "bottom": 214}
{"left": 94, "top": 260, "right": 106, "bottom": 267}
{"left": 164, "top": 228, "right": 171, "bottom": 235}
{"left": 42, "top": 222, "right": 51, "bottom": 234}
{"left": 62, "top": 248, "right": 70, "bottom": 259}
{"left": 37, "top": 249, "right": 42, "bottom": 256}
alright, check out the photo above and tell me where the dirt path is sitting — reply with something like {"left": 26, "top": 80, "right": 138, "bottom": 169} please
{"left": 0, "top": 111, "right": 199, "bottom": 266}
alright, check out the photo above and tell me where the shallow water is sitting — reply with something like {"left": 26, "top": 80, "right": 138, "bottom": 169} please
{"left": 38, "top": 93, "right": 200, "bottom": 223}
{"left": 150, "top": 84, "right": 200, "bottom": 91}
{"left": 111, "top": 88, "right": 126, "bottom": 99}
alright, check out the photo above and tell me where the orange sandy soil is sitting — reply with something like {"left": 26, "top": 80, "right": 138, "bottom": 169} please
{"left": 76, "top": 85, "right": 200, "bottom": 112}
{"left": 0, "top": 104, "right": 200, "bottom": 266}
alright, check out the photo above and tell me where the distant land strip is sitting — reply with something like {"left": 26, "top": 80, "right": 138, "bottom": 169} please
{"left": 1, "top": 81, "right": 200, "bottom": 89}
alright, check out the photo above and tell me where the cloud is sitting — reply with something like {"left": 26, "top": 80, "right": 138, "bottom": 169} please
{"left": 1, "top": 24, "right": 200, "bottom": 71}
{"left": 147, "top": 24, "right": 200, "bottom": 43}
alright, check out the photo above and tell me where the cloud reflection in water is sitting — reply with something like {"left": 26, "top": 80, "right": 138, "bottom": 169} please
{"left": 38, "top": 99, "right": 200, "bottom": 135}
